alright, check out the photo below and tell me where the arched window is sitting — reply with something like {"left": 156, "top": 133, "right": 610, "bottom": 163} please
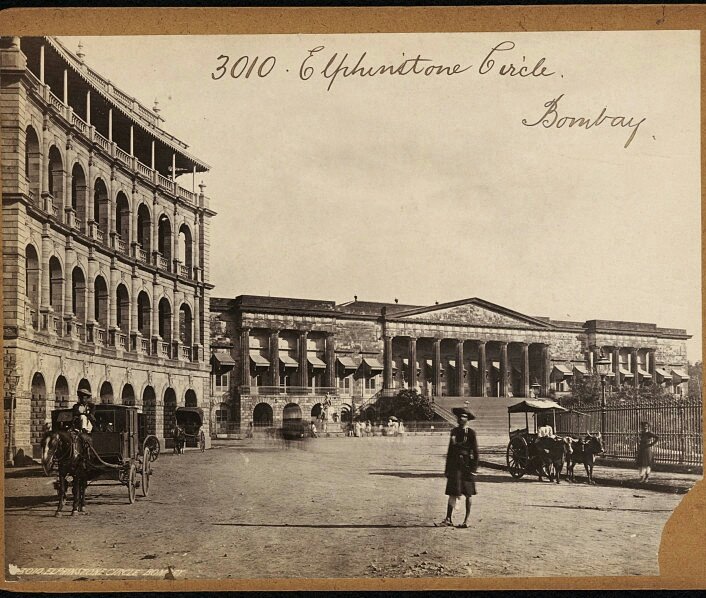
{"left": 25, "top": 126, "right": 40, "bottom": 202}
{"left": 94, "top": 275, "right": 108, "bottom": 329}
{"left": 157, "top": 214, "right": 172, "bottom": 265}
{"left": 93, "top": 177, "right": 109, "bottom": 241}
{"left": 137, "top": 204, "right": 151, "bottom": 254}
{"left": 137, "top": 291, "right": 151, "bottom": 337}
{"left": 178, "top": 224, "right": 193, "bottom": 270}
{"left": 48, "top": 256, "right": 63, "bottom": 313}
{"left": 179, "top": 303, "right": 192, "bottom": 347}
{"left": 71, "top": 266, "right": 87, "bottom": 321}
{"left": 115, "top": 191, "right": 130, "bottom": 248}
{"left": 47, "top": 146, "right": 64, "bottom": 204}
{"left": 116, "top": 283, "right": 130, "bottom": 334}
{"left": 71, "top": 162, "right": 87, "bottom": 229}
{"left": 25, "top": 244, "right": 40, "bottom": 328}
{"left": 158, "top": 297, "right": 172, "bottom": 341}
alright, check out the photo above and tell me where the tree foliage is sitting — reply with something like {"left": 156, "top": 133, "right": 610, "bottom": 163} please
{"left": 375, "top": 389, "right": 435, "bottom": 421}
{"left": 688, "top": 361, "right": 702, "bottom": 401}
{"left": 566, "top": 373, "right": 603, "bottom": 404}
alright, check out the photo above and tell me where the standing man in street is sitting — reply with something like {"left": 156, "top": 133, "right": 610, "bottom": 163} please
{"left": 437, "top": 407, "right": 479, "bottom": 529}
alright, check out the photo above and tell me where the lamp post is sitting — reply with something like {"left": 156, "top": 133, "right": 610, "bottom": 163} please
{"left": 4, "top": 373, "right": 20, "bottom": 466}
{"left": 594, "top": 349, "right": 612, "bottom": 438}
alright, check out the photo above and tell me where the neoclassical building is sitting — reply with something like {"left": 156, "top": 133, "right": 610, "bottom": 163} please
{"left": 209, "top": 294, "right": 691, "bottom": 432}
{"left": 2, "top": 36, "right": 215, "bottom": 460}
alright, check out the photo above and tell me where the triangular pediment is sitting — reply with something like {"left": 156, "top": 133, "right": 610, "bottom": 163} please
{"left": 392, "top": 298, "right": 553, "bottom": 329}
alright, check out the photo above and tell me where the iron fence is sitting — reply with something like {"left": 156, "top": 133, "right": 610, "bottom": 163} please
{"left": 555, "top": 396, "right": 702, "bottom": 467}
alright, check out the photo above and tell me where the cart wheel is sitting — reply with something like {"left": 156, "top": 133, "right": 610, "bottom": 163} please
{"left": 506, "top": 436, "right": 529, "bottom": 479}
{"left": 127, "top": 462, "right": 137, "bottom": 504}
{"left": 199, "top": 430, "right": 206, "bottom": 452}
{"left": 144, "top": 435, "right": 160, "bottom": 462}
{"left": 141, "top": 448, "right": 151, "bottom": 497}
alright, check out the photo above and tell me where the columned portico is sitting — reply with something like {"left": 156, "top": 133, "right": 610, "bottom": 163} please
{"left": 455, "top": 339, "right": 465, "bottom": 397}
{"left": 268, "top": 329, "right": 280, "bottom": 387}
{"left": 383, "top": 335, "right": 393, "bottom": 390}
{"left": 325, "top": 332, "right": 336, "bottom": 388}
{"left": 477, "top": 341, "right": 487, "bottom": 397}
{"left": 520, "top": 342, "right": 529, "bottom": 398}
{"left": 499, "top": 342, "right": 509, "bottom": 398}
{"left": 297, "top": 331, "right": 308, "bottom": 387}
{"left": 432, "top": 338, "right": 442, "bottom": 397}
{"left": 408, "top": 337, "right": 417, "bottom": 391}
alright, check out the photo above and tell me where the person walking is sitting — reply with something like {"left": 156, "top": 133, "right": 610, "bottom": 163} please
{"left": 636, "top": 421, "right": 659, "bottom": 482}
{"left": 437, "top": 407, "right": 479, "bottom": 529}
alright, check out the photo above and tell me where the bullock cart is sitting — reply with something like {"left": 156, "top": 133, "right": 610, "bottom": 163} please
{"left": 506, "top": 399, "right": 568, "bottom": 480}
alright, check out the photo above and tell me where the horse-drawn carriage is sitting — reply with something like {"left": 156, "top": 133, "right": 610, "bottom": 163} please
{"left": 505, "top": 399, "right": 568, "bottom": 482}
{"left": 173, "top": 407, "right": 206, "bottom": 454}
{"left": 44, "top": 404, "right": 160, "bottom": 514}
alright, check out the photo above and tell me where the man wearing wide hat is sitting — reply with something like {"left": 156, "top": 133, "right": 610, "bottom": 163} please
{"left": 72, "top": 389, "right": 97, "bottom": 451}
{"left": 437, "top": 407, "right": 479, "bottom": 528}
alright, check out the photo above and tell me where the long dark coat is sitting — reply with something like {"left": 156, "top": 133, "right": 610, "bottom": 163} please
{"left": 444, "top": 426, "right": 479, "bottom": 497}
{"left": 636, "top": 429, "right": 659, "bottom": 468}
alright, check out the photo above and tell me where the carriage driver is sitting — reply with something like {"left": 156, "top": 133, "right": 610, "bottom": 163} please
{"left": 72, "top": 389, "right": 97, "bottom": 447}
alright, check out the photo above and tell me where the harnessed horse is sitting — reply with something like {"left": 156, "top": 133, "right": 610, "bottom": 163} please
{"left": 41, "top": 429, "right": 92, "bottom": 516}
{"left": 172, "top": 425, "right": 186, "bottom": 455}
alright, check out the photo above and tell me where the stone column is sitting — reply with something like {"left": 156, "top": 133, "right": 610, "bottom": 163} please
{"left": 631, "top": 347, "right": 639, "bottom": 389}
{"left": 109, "top": 265, "right": 118, "bottom": 332}
{"left": 325, "top": 332, "right": 336, "bottom": 388}
{"left": 63, "top": 241, "right": 74, "bottom": 315}
{"left": 40, "top": 231, "right": 51, "bottom": 309}
{"left": 383, "top": 335, "right": 393, "bottom": 390}
{"left": 456, "top": 339, "right": 465, "bottom": 397}
{"left": 521, "top": 343, "right": 530, "bottom": 398}
{"left": 612, "top": 347, "right": 621, "bottom": 387}
{"left": 542, "top": 345, "right": 551, "bottom": 397}
{"left": 130, "top": 273, "right": 140, "bottom": 349}
{"left": 269, "top": 329, "right": 280, "bottom": 388}
{"left": 499, "top": 342, "right": 508, "bottom": 397}
{"left": 298, "top": 331, "right": 308, "bottom": 387}
{"left": 432, "top": 338, "right": 442, "bottom": 398}
{"left": 648, "top": 348, "right": 656, "bottom": 382}
{"left": 478, "top": 341, "right": 487, "bottom": 397}
{"left": 152, "top": 280, "right": 161, "bottom": 349}
{"left": 408, "top": 337, "right": 417, "bottom": 391}
{"left": 193, "top": 293, "right": 201, "bottom": 347}
{"left": 241, "top": 327, "right": 251, "bottom": 387}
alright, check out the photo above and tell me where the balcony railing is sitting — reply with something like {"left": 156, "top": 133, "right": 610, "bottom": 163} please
{"left": 159, "top": 341, "right": 171, "bottom": 358}
{"left": 48, "top": 91, "right": 64, "bottom": 112}
{"left": 158, "top": 256, "right": 169, "bottom": 270}
{"left": 179, "top": 264, "right": 190, "bottom": 278}
{"left": 52, "top": 316, "right": 61, "bottom": 335}
{"left": 182, "top": 346, "right": 192, "bottom": 361}
{"left": 158, "top": 173, "right": 173, "bottom": 189}
{"left": 96, "top": 229, "right": 105, "bottom": 244}
{"left": 239, "top": 386, "right": 340, "bottom": 396}
{"left": 177, "top": 186, "right": 196, "bottom": 203}
{"left": 137, "top": 248, "right": 148, "bottom": 263}
{"left": 74, "top": 217, "right": 83, "bottom": 232}
{"left": 118, "top": 333, "right": 128, "bottom": 350}
{"left": 117, "top": 238, "right": 128, "bottom": 254}
{"left": 96, "top": 328, "right": 105, "bottom": 345}
{"left": 75, "top": 322, "right": 84, "bottom": 342}
{"left": 94, "top": 131, "right": 110, "bottom": 152}
{"left": 72, "top": 112, "right": 88, "bottom": 133}
{"left": 26, "top": 306, "right": 38, "bottom": 329}
{"left": 115, "top": 146, "right": 131, "bottom": 166}
{"left": 141, "top": 338, "right": 150, "bottom": 354}
{"left": 136, "top": 159, "right": 152, "bottom": 178}
{"left": 51, "top": 205, "right": 60, "bottom": 219}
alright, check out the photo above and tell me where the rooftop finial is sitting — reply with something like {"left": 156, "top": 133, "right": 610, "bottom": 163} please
{"left": 153, "top": 98, "right": 160, "bottom": 115}
{"left": 198, "top": 181, "right": 206, "bottom": 194}
{"left": 77, "top": 40, "right": 85, "bottom": 62}
{"left": 354, "top": 295, "right": 358, "bottom": 302}
{"left": 394, "top": 298, "right": 398, "bottom": 304}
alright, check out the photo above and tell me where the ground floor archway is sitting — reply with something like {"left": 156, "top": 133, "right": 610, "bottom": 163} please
{"left": 185, "top": 389, "right": 197, "bottom": 408}
{"left": 100, "top": 381, "right": 114, "bottom": 404}
{"left": 142, "top": 386, "right": 157, "bottom": 436}
{"left": 283, "top": 402, "right": 302, "bottom": 421}
{"left": 253, "top": 402, "right": 273, "bottom": 427}
{"left": 30, "top": 372, "right": 47, "bottom": 458}
{"left": 54, "top": 375, "right": 69, "bottom": 409}
{"left": 121, "top": 383, "right": 135, "bottom": 406}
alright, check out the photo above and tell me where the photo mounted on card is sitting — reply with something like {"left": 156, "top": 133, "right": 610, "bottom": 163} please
{"left": 0, "top": 6, "right": 703, "bottom": 592}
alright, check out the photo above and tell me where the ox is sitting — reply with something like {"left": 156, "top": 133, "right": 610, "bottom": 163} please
{"left": 565, "top": 433, "right": 605, "bottom": 484}
{"left": 533, "top": 436, "right": 569, "bottom": 484}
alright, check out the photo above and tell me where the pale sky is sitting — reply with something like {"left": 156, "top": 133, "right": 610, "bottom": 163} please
{"left": 59, "top": 32, "right": 701, "bottom": 359}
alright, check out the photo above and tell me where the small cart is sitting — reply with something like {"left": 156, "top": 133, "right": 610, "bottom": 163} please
{"left": 175, "top": 407, "right": 206, "bottom": 452}
{"left": 505, "top": 399, "right": 568, "bottom": 479}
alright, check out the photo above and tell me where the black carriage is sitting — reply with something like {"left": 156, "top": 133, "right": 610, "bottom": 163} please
{"left": 505, "top": 399, "right": 568, "bottom": 479}
{"left": 49, "top": 404, "right": 160, "bottom": 503}
{"left": 175, "top": 407, "right": 206, "bottom": 452}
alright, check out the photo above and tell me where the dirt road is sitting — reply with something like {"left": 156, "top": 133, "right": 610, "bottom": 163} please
{"left": 4, "top": 435, "right": 682, "bottom": 580}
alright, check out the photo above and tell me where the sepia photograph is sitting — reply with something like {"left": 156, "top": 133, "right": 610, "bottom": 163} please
{"left": 1, "top": 23, "right": 703, "bottom": 587}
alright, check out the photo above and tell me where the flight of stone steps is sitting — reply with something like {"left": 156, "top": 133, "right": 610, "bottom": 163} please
{"left": 433, "top": 396, "right": 522, "bottom": 447}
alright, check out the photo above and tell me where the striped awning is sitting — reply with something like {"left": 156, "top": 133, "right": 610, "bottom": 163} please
{"left": 307, "top": 355, "right": 327, "bottom": 370}
{"left": 573, "top": 364, "right": 589, "bottom": 376}
{"left": 402, "top": 358, "right": 421, "bottom": 371}
{"left": 279, "top": 354, "right": 298, "bottom": 368}
{"left": 362, "top": 357, "right": 384, "bottom": 372}
{"left": 619, "top": 367, "right": 634, "bottom": 378}
{"left": 637, "top": 367, "right": 652, "bottom": 379}
{"left": 552, "top": 364, "right": 573, "bottom": 379}
{"left": 447, "top": 360, "right": 467, "bottom": 372}
{"left": 212, "top": 350, "right": 235, "bottom": 371}
{"left": 337, "top": 356, "right": 358, "bottom": 371}
{"left": 249, "top": 353, "right": 270, "bottom": 368}
{"left": 655, "top": 367, "right": 672, "bottom": 380}
{"left": 671, "top": 369, "right": 690, "bottom": 381}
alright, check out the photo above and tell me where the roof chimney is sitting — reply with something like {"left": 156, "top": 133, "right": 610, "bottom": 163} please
{"left": 354, "top": 295, "right": 358, "bottom": 302}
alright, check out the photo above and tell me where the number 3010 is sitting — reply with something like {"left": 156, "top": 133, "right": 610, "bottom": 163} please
{"left": 211, "top": 55, "right": 277, "bottom": 80}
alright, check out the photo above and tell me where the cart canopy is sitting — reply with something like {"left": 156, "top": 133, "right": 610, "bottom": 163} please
{"left": 507, "top": 399, "right": 568, "bottom": 413}
{"left": 175, "top": 407, "right": 204, "bottom": 428}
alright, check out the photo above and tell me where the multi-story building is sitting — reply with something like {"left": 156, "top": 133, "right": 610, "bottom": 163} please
{"left": 2, "top": 36, "right": 215, "bottom": 461}
{"left": 209, "top": 294, "right": 691, "bottom": 433}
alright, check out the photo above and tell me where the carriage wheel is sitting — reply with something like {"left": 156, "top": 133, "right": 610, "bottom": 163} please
{"left": 506, "top": 436, "right": 529, "bottom": 479}
{"left": 199, "top": 430, "right": 206, "bottom": 452}
{"left": 141, "top": 448, "right": 152, "bottom": 497}
{"left": 144, "top": 435, "right": 160, "bottom": 462}
{"left": 127, "top": 462, "right": 137, "bottom": 504}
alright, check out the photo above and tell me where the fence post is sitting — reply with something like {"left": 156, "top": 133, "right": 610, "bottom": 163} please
{"left": 678, "top": 403, "right": 685, "bottom": 465}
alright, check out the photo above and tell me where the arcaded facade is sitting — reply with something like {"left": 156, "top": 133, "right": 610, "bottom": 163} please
{"left": 209, "top": 295, "right": 691, "bottom": 433}
{"left": 2, "top": 36, "right": 215, "bottom": 460}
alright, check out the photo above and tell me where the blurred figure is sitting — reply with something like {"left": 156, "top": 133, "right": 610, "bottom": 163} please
{"left": 364, "top": 420, "right": 372, "bottom": 437}
{"left": 310, "top": 421, "right": 318, "bottom": 438}
{"left": 637, "top": 421, "right": 659, "bottom": 482}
